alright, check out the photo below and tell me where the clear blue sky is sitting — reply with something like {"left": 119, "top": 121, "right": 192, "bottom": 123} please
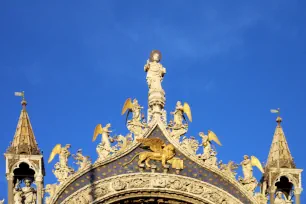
{"left": 1, "top": 0, "right": 305, "bottom": 202}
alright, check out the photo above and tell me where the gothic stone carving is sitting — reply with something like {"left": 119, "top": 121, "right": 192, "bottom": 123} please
{"left": 60, "top": 174, "right": 241, "bottom": 204}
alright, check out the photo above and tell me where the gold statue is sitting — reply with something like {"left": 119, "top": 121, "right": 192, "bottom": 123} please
{"left": 123, "top": 138, "right": 175, "bottom": 168}
{"left": 170, "top": 101, "right": 192, "bottom": 127}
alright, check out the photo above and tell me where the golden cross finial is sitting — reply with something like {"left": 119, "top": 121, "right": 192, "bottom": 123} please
{"left": 15, "top": 91, "right": 27, "bottom": 108}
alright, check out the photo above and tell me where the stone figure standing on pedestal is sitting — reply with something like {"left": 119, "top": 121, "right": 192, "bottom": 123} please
{"left": 48, "top": 144, "right": 75, "bottom": 183}
{"left": 144, "top": 50, "right": 167, "bottom": 121}
{"left": 14, "top": 178, "right": 37, "bottom": 204}
{"left": 171, "top": 101, "right": 184, "bottom": 128}
{"left": 239, "top": 155, "right": 264, "bottom": 193}
{"left": 144, "top": 50, "right": 166, "bottom": 92}
{"left": 241, "top": 155, "right": 253, "bottom": 180}
{"left": 93, "top": 123, "right": 115, "bottom": 162}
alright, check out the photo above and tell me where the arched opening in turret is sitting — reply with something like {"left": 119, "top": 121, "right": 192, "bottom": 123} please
{"left": 13, "top": 162, "right": 35, "bottom": 185}
{"left": 275, "top": 176, "right": 293, "bottom": 200}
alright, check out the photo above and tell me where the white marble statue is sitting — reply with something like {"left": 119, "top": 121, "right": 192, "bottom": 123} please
{"left": 73, "top": 149, "right": 91, "bottom": 171}
{"left": 122, "top": 98, "right": 147, "bottom": 138}
{"left": 171, "top": 101, "right": 185, "bottom": 128}
{"left": 14, "top": 178, "right": 37, "bottom": 204}
{"left": 241, "top": 155, "right": 253, "bottom": 180}
{"left": 93, "top": 123, "right": 116, "bottom": 162}
{"left": 59, "top": 144, "right": 71, "bottom": 168}
{"left": 198, "top": 131, "right": 222, "bottom": 167}
{"left": 275, "top": 191, "right": 286, "bottom": 204}
{"left": 199, "top": 132, "right": 212, "bottom": 161}
{"left": 144, "top": 50, "right": 166, "bottom": 92}
{"left": 168, "top": 101, "right": 192, "bottom": 140}
{"left": 238, "top": 155, "right": 264, "bottom": 193}
{"left": 48, "top": 144, "right": 72, "bottom": 169}
{"left": 48, "top": 144, "right": 75, "bottom": 183}
{"left": 131, "top": 99, "right": 143, "bottom": 124}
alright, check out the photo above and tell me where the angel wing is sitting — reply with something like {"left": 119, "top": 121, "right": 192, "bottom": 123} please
{"left": 121, "top": 98, "right": 133, "bottom": 115}
{"left": 136, "top": 138, "right": 165, "bottom": 153}
{"left": 208, "top": 130, "right": 222, "bottom": 146}
{"left": 251, "top": 156, "right": 264, "bottom": 173}
{"left": 48, "top": 144, "right": 62, "bottom": 163}
{"left": 92, "top": 124, "right": 103, "bottom": 142}
{"left": 183, "top": 102, "right": 192, "bottom": 122}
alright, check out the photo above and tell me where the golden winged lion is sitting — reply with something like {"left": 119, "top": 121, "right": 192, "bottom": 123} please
{"left": 122, "top": 138, "right": 175, "bottom": 168}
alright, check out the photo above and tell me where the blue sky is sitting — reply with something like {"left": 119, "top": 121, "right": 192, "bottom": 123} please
{"left": 1, "top": 0, "right": 305, "bottom": 202}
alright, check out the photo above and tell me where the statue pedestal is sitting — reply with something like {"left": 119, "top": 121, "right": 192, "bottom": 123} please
{"left": 148, "top": 89, "right": 165, "bottom": 122}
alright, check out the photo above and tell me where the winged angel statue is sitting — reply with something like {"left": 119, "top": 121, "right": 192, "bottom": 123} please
{"left": 121, "top": 98, "right": 146, "bottom": 138}
{"left": 239, "top": 155, "right": 264, "bottom": 192}
{"left": 198, "top": 131, "right": 222, "bottom": 167}
{"left": 123, "top": 138, "right": 182, "bottom": 169}
{"left": 48, "top": 144, "right": 74, "bottom": 183}
{"left": 92, "top": 123, "right": 115, "bottom": 162}
{"left": 169, "top": 101, "right": 192, "bottom": 140}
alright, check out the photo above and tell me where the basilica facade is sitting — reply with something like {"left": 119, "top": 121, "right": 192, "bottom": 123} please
{"left": 4, "top": 50, "right": 303, "bottom": 204}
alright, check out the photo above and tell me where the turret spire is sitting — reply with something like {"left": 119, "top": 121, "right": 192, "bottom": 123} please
{"left": 266, "top": 109, "right": 295, "bottom": 169}
{"left": 6, "top": 92, "right": 40, "bottom": 155}
{"left": 261, "top": 109, "right": 303, "bottom": 204}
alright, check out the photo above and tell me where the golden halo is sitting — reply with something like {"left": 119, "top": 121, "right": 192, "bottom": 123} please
{"left": 150, "top": 50, "right": 162, "bottom": 62}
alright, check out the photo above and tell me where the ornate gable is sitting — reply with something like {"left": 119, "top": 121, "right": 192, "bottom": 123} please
{"left": 45, "top": 51, "right": 265, "bottom": 204}
{"left": 49, "top": 123, "right": 256, "bottom": 204}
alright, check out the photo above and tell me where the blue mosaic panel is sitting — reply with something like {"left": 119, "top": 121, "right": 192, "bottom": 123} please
{"left": 55, "top": 127, "right": 252, "bottom": 204}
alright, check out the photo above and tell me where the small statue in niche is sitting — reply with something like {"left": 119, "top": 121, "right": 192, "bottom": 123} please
{"left": 274, "top": 191, "right": 286, "bottom": 204}
{"left": 14, "top": 178, "right": 37, "bottom": 204}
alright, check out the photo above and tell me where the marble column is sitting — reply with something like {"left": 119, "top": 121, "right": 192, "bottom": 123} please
{"left": 35, "top": 175, "right": 44, "bottom": 204}
{"left": 6, "top": 174, "right": 14, "bottom": 204}
{"left": 294, "top": 187, "right": 303, "bottom": 204}
{"left": 269, "top": 188, "right": 276, "bottom": 204}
